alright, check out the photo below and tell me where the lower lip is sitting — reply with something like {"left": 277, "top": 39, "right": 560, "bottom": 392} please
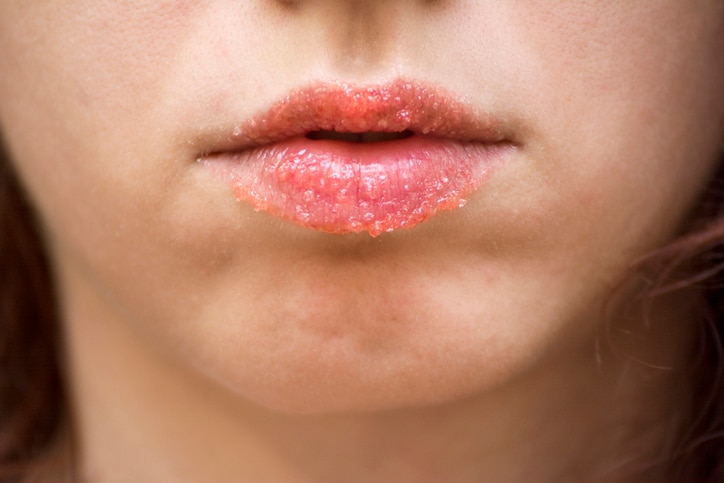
{"left": 203, "top": 135, "right": 510, "bottom": 237}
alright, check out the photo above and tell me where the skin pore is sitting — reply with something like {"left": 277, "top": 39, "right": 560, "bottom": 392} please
{"left": 0, "top": 1, "right": 723, "bottom": 481}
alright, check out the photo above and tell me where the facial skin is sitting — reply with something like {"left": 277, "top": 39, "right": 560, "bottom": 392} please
{"left": 0, "top": 1, "right": 723, "bottom": 481}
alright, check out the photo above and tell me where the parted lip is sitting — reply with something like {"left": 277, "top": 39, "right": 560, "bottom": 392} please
{"left": 197, "top": 79, "right": 517, "bottom": 236}
{"left": 198, "top": 79, "right": 514, "bottom": 155}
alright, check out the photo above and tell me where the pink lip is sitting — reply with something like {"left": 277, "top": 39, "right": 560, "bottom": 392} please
{"left": 200, "top": 80, "right": 515, "bottom": 237}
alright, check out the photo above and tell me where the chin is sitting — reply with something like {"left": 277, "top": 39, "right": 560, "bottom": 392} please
{"left": 178, "top": 263, "right": 592, "bottom": 415}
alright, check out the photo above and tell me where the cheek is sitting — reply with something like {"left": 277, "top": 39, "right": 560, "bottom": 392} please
{"left": 0, "top": 2, "right": 193, "bottom": 202}
{"left": 508, "top": 2, "right": 724, "bottom": 243}
{"left": 0, "top": 2, "right": 223, "bottom": 270}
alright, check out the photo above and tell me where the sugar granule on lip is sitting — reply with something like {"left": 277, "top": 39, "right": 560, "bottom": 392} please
{"left": 222, "top": 80, "right": 508, "bottom": 148}
{"left": 201, "top": 79, "right": 512, "bottom": 236}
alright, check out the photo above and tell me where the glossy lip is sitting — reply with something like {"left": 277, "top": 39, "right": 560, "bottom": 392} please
{"left": 199, "top": 79, "right": 516, "bottom": 237}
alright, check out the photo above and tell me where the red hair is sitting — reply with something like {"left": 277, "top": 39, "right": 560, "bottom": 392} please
{"left": 634, "top": 169, "right": 724, "bottom": 481}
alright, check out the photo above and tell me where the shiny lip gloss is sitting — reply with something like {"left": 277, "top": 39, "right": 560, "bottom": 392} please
{"left": 199, "top": 80, "right": 515, "bottom": 237}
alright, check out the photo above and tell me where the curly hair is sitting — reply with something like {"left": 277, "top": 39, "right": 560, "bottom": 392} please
{"left": 636, "top": 168, "right": 724, "bottom": 482}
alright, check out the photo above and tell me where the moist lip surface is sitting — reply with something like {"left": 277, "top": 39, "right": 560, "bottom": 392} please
{"left": 200, "top": 80, "right": 513, "bottom": 237}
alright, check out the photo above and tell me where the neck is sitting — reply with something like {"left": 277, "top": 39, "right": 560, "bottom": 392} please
{"left": 59, "top": 272, "right": 694, "bottom": 483}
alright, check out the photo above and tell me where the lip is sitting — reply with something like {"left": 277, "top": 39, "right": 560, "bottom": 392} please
{"left": 199, "top": 80, "right": 515, "bottom": 237}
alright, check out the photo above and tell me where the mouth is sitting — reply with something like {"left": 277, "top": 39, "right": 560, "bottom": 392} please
{"left": 305, "top": 130, "right": 415, "bottom": 143}
{"left": 199, "top": 80, "right": 515, "bottom": 237}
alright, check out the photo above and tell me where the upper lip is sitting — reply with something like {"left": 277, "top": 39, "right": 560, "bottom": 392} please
{"left": 198, "top": 79, "right": 515, "bottom": 156}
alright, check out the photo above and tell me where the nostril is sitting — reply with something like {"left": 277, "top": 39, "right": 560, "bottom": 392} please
{"left": 305, "top": 130, "right": 414, "bottom": 143}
